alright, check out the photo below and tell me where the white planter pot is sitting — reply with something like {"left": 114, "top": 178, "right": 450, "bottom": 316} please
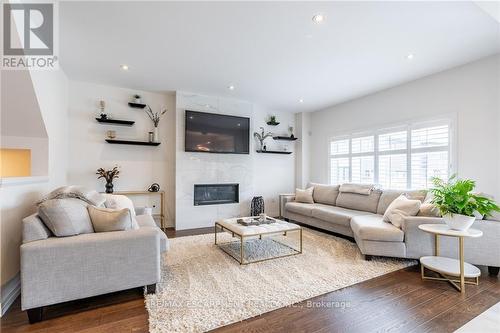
{"left": 443, "top": 213, "right": 476, "bottom": 231}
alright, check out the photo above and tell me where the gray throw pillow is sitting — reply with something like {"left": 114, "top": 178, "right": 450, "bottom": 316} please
{"left": 38, "top": 198, "right": 95, "bottom": 237}
{"left": 88, "top": 206, "right": 135, "bottom": 232}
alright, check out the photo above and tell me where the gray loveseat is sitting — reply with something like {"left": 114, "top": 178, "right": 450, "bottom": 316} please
{"left": 283, "top": 183, "right": 500, "bottom": 274}
{"left": 21, "top": 202, "right": 168, "bottom": 323}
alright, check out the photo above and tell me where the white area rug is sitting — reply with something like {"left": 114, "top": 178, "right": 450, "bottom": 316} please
{"left": 145, "top": 228, "right": 415, "bottom": 333}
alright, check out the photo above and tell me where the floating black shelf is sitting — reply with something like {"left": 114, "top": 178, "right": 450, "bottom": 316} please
{"left": 105, "top": 139, "right": 160, "bottom": 146}
{"left": 256, "top": 150, "right": 292, "bottom": 155}
{"left": 128, "top": 102, "right": 147, "bottom": 109}
{"left": 273, "top": 136, "right": 298, "bottom": 141}
{"left": 96, "top": 118, "right": 135, "bottom": 126}
{"left": 266, "top": 122, "right": 280, "bottom": 126}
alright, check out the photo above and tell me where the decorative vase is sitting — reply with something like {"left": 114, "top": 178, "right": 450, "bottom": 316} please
{"left": 443, "top": 213, "right": 476, "bottom": 231}
{"left": 105, "top": 181, "right": 114, "bottom": 194}
{"left": 135, "top": 98, "right": 142, "bottom": 104}
{"left": 153, "top": 127, "right": 159, "bottom": 142}
{"left": 251, "top": 196, "right": 265, "bottom": 216}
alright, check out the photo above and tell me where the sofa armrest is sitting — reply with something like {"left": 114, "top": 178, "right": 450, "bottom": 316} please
{"left": 280, "top": 194, "right": 296, "bottom": 218}
{"left": 21, "top": 228, "right": 161, "bottom": 310}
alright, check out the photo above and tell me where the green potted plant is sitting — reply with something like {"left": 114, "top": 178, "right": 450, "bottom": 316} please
{"left": 430, "top": 175, "right": 500, "bottom": 231}
{"left": 266, "top": 115, "right": 280, "bottom": 126}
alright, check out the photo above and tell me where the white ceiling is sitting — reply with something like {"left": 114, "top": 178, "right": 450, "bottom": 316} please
{"left": 60, "top": 1, "right": 500, "bottom": 113}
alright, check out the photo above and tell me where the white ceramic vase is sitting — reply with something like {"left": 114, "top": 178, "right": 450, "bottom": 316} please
{"left": 153, "top": 127, "right": 159, "bottom": 142}
{"left": 443, "top": 213, "right": 476, "bottom": 231}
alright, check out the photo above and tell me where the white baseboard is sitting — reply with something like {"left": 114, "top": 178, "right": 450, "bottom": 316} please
{"left": 1, "top": 273, "right": 21, "bottom": 317}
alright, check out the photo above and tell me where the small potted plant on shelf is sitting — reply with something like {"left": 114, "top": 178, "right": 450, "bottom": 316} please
{"left": 430, "top": 175, "right": 500, "bottom": 231}
{"left": 266, "top": 115, "right": 280, "bottom": 126}
{"left": 96, "top": 166, "right": 120, "bottom": 193}
{"left": 133, "top": 94, "right": 142, "bottom": 104}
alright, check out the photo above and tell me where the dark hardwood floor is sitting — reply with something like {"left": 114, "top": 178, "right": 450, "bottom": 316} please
{"left": 2, "top": 228, "right": 498, "bottom": 333}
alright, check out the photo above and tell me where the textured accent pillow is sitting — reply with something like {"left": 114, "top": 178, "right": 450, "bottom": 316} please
{"left": 88, "top": 206, "right": 135, "bottom": 232}
{"left": 418, "top": 204, "right": 441, "bottom": 217}
{"left": 38, "top": 198, "right": 95, "bottom": 237}
{"left": 383, "top": 195, "right": 421, "bottom": 228}
{"left": 104, "top": 194, "right": 139, "bottom": 229}
{"left": 295, "top": 187, "right": 314, "bottom": 204}
{"left": 339, "top": 183, "right": 374, "bottom": 195}
{"left": 417, "top": 191, "right": 441, "bottom": 217}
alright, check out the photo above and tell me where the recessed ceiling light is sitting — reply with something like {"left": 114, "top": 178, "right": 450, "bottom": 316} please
{"left": 120, "top": 64, "right": 129, "bottom": 70}
{"left": 406, "top": 53, "right": 414, "bottom": 60}
{"left": 228, "top": 85, "right": 235, "bottom": 90}
{"left": 312, "top": 14, "right": 324, "bottom": 23}
{"left": 299, "top": 98, "right": 304, "bottom": 103}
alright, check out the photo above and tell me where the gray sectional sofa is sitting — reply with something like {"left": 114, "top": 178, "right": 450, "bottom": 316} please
{"left": 283, "top": 183, "right": 500, "bottom": 273}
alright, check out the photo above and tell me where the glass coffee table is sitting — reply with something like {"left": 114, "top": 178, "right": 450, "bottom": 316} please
{"left": 215, "top": 217, "right": 302, "bottom": 265}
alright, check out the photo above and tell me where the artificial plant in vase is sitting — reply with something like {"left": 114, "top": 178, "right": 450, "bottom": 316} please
{"left": 430, "top": 175, "right": 500, "bottom": 231}
{"left": 266, "top": 115, "right": 280, "bottom": 126}
{"left": 253, "top": 127, "right": 273, "bottom": 151}
{"left": 96, "top": 166, "right": 120, "bottom": 193}
{"left": 144, "top": 105, "right": 167, "bottom": 142}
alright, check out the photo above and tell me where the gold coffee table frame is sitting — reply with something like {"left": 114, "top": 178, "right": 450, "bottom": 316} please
{"left": 215, "top": 222, "right": 302, "bottom": 265}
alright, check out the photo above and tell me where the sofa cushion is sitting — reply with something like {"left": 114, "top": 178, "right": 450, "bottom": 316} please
{"left": 285, "top": 202, "right": 314, "bottom": 216}
{"left": 308, "top": 183, "right": 340, "bottom": 205}
{"left": 22, "top": 214, "right": 52, "bottom": 243}
{"left": 339, "top": 183, "right": 374, "bottom": 195}
{"left": 295, "top": 187, "right": 314, "bottom": 204}
{"left": 38, "top": 198, "right": 95, "bottom": 237}
{"left": 104, "top": 194, "right": 139, "bottom": 229}
{"left": 383, "top": 195, "right": 421, "bottom": 228}
{"left": 88, "top": 206, "right": 135, "bottom": 232}
{"left": 312, "top": 204, "right": 373, "bottom": 227}
{"left": 351, "top": 215, "right": 404, "bottom": 242}
{"left": 376, "top": 190, "right": 427, "bottom": 215}
{"left": 336, "top": 190, "right": 382, "bottom": 213}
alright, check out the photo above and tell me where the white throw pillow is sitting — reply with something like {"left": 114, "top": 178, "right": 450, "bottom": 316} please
{"left": 295, "top": 187, "right": 314, "bottom": 204}
{"left": 88, "top": 206, "right": 135, "bottom": 232}
{"left": 104, "top": 194, "right": 139, "bottom": 229}
{"left": 383, "top": 194, "right": 421, "bottom": 228}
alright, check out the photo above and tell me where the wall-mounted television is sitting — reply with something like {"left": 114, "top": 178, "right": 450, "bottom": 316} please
{"left": 185, "top": 110, "right": 250, "bottom": 154}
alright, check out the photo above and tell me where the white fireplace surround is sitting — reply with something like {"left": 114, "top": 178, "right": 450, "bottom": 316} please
{"left": 175, "top": 92, "right": 296, "bottom": 230}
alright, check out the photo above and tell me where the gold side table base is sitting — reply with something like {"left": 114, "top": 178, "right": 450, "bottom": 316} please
{"left": 421, "top": 265, "right": 479, "bottom": 292}
{"left": 214, "top": 222, "right": 302, "bottom": 265}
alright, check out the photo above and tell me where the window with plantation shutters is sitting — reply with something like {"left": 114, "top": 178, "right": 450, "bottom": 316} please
{"left": 329, "top": 119, "right": 453, "bottom": 189}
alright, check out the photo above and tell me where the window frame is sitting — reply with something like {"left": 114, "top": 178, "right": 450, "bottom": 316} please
{"left": 328, "top": 116, "right": 456, "bottom": 190}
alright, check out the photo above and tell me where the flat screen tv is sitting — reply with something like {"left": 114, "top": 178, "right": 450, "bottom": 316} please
{"left": 185, "top": 110, "right": 250, "bottom": 154}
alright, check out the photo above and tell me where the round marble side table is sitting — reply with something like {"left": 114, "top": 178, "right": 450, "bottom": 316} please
{"left": 418, "top": 224, "right": 483, "bottom": 294}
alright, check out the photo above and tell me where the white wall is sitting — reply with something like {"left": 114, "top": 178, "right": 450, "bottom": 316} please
{"left": 66, "top": 81, "right": 176, "bottom": 227}
{"left": 309, "top": 55, "right": 500, "bottom": 199}
{"left": 175, "top": 92, "right": 295, "bottom": 230}
{"left": 0, "top": 68, "right": 69, "bottom": 289}
{"left": 295, "top": 112, "right": 311, "bottom": 188}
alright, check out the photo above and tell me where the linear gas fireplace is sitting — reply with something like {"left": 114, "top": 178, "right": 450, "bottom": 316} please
{"left": 194, "top": 183, "right": 239, "bottom": 206}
